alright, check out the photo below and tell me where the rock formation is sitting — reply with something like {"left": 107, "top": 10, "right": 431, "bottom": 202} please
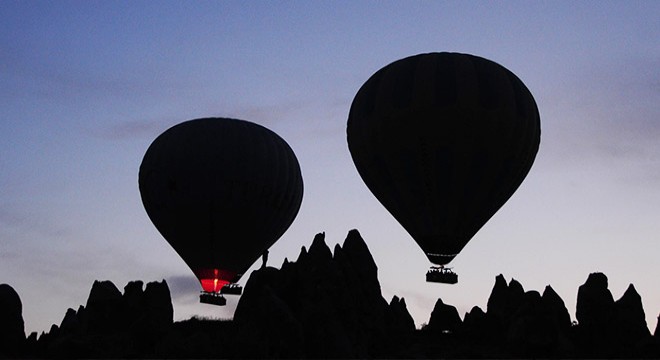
{"left": 85, "top": 280, "right": 125, "bottom": 335}
{"left": 426, "top": 298, "right": 462, "bottom": 333}
{"left": 0, "top": 284, "right": 25, "bottom": 357}
{"left": 4, "top": 232, "right": 660, "bottom": 358}
{"left": 420, "top": 276, "right": 575, "bottom": 358}
{"left": 233, "top": 230, "right": 416, "bottom": 358}
{"left": 387, "top": 295, "right": 416, "bottom": 334}
{"left": 486, "top": 274, "right": 525, "bottom": 325}
{"left": 574, "top": 272, "right": 654, "bottom": 357}
{"left": 576, "top": 272, "right": 614, "bottom": 329}
{"left": 541, "top": 285, "right": 572, "bottom": 334}
{"left": 505, "top": 288, "right": 573, "bottom": 357}
{"left": 34, "top": 279, "right": 173, "bottom": 358}
{"left": 612, "top": 284, "right": 650, "bottom": 343}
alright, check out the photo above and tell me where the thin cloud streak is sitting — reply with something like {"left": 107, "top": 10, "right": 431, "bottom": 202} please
{"left": 0, "top": 207, "right": 69, "bottom": 240}
{"left": 91, "top": 118, "right": 181, "bottom": 141}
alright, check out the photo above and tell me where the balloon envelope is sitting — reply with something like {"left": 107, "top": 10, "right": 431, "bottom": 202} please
{"left": 347, "top": 52, "right": 540, "bottom": 265}
{"left": 139, "top": 118, "right": 303, "bottom": 292}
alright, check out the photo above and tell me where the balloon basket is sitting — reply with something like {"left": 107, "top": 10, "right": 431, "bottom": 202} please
{"left": 220, "top": 283, "right": 243, "bottom": 295}
{"left": 200, "top": 292, "right": 227, "bottom": 306}
{"left": 426, "top": 267, "right": 458, "bottom": 284}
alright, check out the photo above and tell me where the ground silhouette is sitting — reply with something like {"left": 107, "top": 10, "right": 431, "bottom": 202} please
{"left": 2, "top": 230, "right": 660, "bottom": 358}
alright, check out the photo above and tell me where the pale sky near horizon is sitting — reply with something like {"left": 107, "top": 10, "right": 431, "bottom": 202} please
{"left": 2, "top": 1, "right": 660, "bottom": 334}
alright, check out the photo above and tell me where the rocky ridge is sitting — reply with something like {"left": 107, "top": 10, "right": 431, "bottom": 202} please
{"left": 1, "top": 229, "right": 659, "bottom": 358}
{"left": 233, "top": 230, "right": 416, "bottom": 358}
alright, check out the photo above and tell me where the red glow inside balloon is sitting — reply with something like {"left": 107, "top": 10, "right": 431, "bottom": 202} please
{"left": 195, "top": 268, "right": 237, "bottom": 293}
{"left": 200, "top": 279, "right": 230, "bottom": 292}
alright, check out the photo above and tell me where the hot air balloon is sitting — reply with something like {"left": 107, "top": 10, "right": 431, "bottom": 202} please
{"left": 139, "top": 118, "right": 303, "bottom": 304}
{"left": 347, "top": 52, "right": 540, "bottom": 284}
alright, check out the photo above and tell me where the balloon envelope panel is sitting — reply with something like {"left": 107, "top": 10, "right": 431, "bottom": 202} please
{"left": 347, "top": 52, "right": 540, "bottom": 265}
{"left": 139, "top": 118, "right": 303, "bottom": 288}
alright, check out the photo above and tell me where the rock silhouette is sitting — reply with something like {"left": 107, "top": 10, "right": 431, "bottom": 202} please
{"left": 387, "top": 295, "right": 416, "bottom": 336}
{"left": 3, "top": 231, "right": 660, "bottom": 358}
{"left": 0, "top": 284, "right": 25, "bottom": 358}
{"left": 574, "top": 274, "right": 654, "bottom": 357}
{"left": 426, "top": 298, "right": 462, "bottom": 333}
{"left": 30, "top": 279, "right": 173, "bottom": 358}
{"left": 233, "top": 230, "right": 415, "bottom": 358}
{"left": 576, "top": 272, "right": 614, "bottom": 331}
{"left": 612, "top": 284, "right": 651, "bottom": 346}
{"left": 487, "top": 274, "right": 526, "bottom": 324}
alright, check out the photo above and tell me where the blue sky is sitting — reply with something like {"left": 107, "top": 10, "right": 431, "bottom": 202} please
{"left": 1, "top": 1, "right": 659, "bottom": 334}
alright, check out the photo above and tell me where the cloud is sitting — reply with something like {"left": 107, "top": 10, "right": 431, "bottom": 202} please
{"left": 91, "top": 95, "right": 350, "bottom": 145}
{"left": 221, "top": 100, "right": 321, "bottom": 128}
{"left": 0, "top": 206, "right": 69, "bottom": 240}
{"left": 0, "top": 39, "right": 206, "bottom": 107}
{"left": 88, "top": 103, "right": 306, "bottom": 142}
{"left": 166, "top": 275, "right": 202, "bottom": 302}
{"left": 90, "top": 118, "right": 180, "bottom": 141}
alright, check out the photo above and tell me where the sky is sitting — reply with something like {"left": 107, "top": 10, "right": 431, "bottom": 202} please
{"left": 1, "top": 1, "right": 659, "bottom": 334}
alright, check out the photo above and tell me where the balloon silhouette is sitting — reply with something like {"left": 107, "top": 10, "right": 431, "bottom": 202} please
{"left": 139, "top": 118, "right": 303, "bottom": 295}
{"left": 347, "top": 52, "right": 540, "bottom": 272}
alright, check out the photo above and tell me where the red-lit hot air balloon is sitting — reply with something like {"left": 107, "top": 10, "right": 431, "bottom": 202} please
{"left": 139, "top": 118, "right": 303, "bottom": 304}
{"left": 347, "top": 53, "right": 540, "bottom": 284}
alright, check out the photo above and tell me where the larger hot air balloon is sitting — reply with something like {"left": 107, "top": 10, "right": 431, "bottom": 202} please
{"left": 347, "top": 52, "right": 540, "bottom": 284}
{"left": 139, "top": 118, "right": 303, "bottom": 304}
